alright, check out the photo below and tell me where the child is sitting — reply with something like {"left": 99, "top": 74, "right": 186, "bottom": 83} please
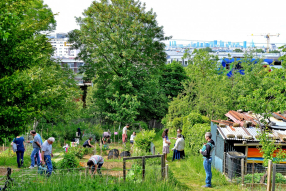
{"left": 162, "top": 129, "right": 171, "bottom": 162}
{"left": 130, "top": 132, "right": 136, "bottom": 144}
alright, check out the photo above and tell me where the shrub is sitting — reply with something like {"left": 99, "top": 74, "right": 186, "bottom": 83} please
{"left": 134, "top": 130, "right": 156, "bottom": 152}
{"left": 58, "top": 152, "right": 79, "bottom": 169}
{"left": 69, "top": 147, "right": 85, "bottom": 159}
{"left": 172, "top": 117, "right": 182, "bottom": 129}
{"left": 182, "top": 113, "right": 203, "bottom": 136}
{"left": 185, "top": 123, "right": 210, "bottom": 154}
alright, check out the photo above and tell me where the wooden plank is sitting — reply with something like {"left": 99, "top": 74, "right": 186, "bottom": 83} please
{"left": 267, "top": 160, "right": 272, "bottom": 191}
{"left": 245, "top": 146, "right": 248, "bottom": 174}
{"left": 122, "top": 156, "right": 143, "bottom": 160}
{"left": 272, "top": 163, "right": 276, "bottom": 191}
{"left": 165, "top": 164, "right": 168, "bottom": 179}
{"left": 241, "top": 158, "right": 244, "bottom": 185}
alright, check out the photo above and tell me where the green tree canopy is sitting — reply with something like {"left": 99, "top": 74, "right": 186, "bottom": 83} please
{"left": 70, "top": 0, "right": 170, "bottom": 123}
{"left": 160, "top": 61, "right": 188, "bottom": 99}
{"left": 0, "top": 0, "right": 81, "bottom": 142}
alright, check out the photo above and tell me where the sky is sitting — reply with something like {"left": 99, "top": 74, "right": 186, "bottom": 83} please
{"left": 43, "top": 0, "right": 286, "bottom": 46}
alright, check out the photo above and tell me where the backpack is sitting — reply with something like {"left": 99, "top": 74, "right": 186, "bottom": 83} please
{"left": 12, "top": 142, "right": 17, "bottom": 152}
{"left": 12, "top": 138, "right": 17, "bottom": 152}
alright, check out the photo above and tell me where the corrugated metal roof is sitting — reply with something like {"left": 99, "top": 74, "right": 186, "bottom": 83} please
{"left": 217, "top": 125, "right": 286, "bottom": 143}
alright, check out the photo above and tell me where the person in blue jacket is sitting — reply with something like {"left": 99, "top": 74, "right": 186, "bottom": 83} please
{"left": 11, "top": 136, "right": 25, "bottom": 168}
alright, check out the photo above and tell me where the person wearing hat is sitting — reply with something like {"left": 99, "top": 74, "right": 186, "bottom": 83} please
{"left": 87, "top": 155, "right": 104, "bottom": 176}
{"left": 200, "top": 132, "right": 215, "bottom": 188}
{"left": 122, "top": 124, "right": 129, "bottom": 146}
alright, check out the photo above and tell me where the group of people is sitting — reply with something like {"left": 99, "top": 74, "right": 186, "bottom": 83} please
{"left": 162, "top": 128, "right": 215, "bottom": 188}
{"left": 162, "top": 128, "right": 185, "bottom": 162}
{"left": 11, "top": 130, "right": 55, "bottom": 177}
{"left": 12, "top": 125, "right": 215, "bottom": 187}
{"left": 122, "top": 124, "right": 136, "bottom": 145}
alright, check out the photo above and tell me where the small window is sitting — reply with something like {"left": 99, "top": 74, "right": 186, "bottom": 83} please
{"left": 185, "top": 61, "right": 188, "bottom": 65}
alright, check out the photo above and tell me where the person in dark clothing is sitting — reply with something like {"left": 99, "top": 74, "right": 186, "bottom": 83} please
{"left": 11, "top": 136, "right": 25, "bottom": 168}
{"left": 77, "top": 128, "right": 81, "bottom": 139}
{"left": 83, "top": 137, "right": 94, "bottom": 148}
{"left": 200, "top": 132, "right": 215, "bottom": 188}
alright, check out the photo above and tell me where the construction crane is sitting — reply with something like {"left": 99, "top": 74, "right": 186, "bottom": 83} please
{"left": 251, "top": 33, "right": 280, "bottom": 53}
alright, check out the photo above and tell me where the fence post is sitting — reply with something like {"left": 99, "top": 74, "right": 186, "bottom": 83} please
{"left": 267, "top": 160, "right": 272, "bottom": 191}
{"left": 161, "top": 155, "right": 165, "bottom": 180}
{"left": 165, "top": 164, "right": 168, "bottom": 179}
{"left": 123, "top": 159, "right": 126, "bottom": 181}
{"left": 223, "top": 152, "right": 226, "bottom": 174}
{"left": 272, "top": 163, "right": 276, "bottom": 191}
{"left": 241, "top": 158, "right": 244, "bottom": 186}
{"left": 2, "top": 144, "right": 4, "bottom": 152}
{"left": 142, "top": 156, "right": 145, "bottom": 181}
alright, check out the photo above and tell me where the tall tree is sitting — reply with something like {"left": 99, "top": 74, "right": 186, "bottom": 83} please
{"left": 160, "top": 61, "right": 188, "bottom": 99}
{"left": 0, "top": 0, "right": 81, "bottom": 142}
{"left": 69, "top": 0, "right": 170, "bottom": 122}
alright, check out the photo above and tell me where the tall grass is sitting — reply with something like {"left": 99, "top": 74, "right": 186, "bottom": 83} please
{"left": 9, "top": 168, "right": 182, "bottom": 191}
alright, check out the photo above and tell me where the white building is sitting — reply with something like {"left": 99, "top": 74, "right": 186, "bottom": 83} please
{"left": 48, "top": 33, "right": 79, "bottom": 58}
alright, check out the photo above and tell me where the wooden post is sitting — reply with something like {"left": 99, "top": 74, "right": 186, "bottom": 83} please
{"left": 2, "top": 144, "right": 4, "bottom": 152}
{"left": 241, "top": 158, "right": 244, "bottom": 186}
{"left": 165, "top": 164, "right": 169, "bottom": 179}
{"left": 123, "top": 159, "right": 126, "bottom": 181}
{"left": 142, "top": 156, "right": 145, "bottom": 181}
{"left": 267, "top": 160, "right": 272, "bottom": 191}
{"left": 272, "top": 163, "right": 276, "bottom": 191}
{"left": 245, "top": 146, "right": 248, "bottom": 174}
{"left": 161, "top": 155, "right": 165, "bottom": 180}
{"left": 252, "top": 161, "right": 254, "bottom": 190}
{"left": 114, "top": 126, "right": 115, "bottom": 145}
{"left": 223, "top": 152, "right": 226, "bottom": 174}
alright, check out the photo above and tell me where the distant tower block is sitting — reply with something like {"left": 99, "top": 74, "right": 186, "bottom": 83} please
{"left": 243, "top": 41, "right": 247, "bottom": 49}
{"left": 214, "top": 40, "right": 217, "bottom": 47}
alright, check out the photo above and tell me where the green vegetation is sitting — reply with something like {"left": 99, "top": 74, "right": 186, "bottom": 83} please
{"left": 8, "top": 170, "right": 181, "bottom": 191}
{"left": 134, "top": 130, "right": 156, "bottom": 152}
{"left": 0, "top": 0, "right": 81, "bottom": 143}
{"left": 69, "top": 0, "right": 171, "bottom": 124}
{"left": 236, "top": 172, "right": 286, "bottom": 184}
{"left": 234, "top": 49, "right": 243, "bottom": 52}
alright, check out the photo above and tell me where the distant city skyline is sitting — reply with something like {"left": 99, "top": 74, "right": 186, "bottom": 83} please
{"left": 43, "top": 0, "right": 286, "bottom": 46}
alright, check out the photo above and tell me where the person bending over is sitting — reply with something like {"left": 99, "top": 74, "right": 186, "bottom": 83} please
{"left": 87, "top": 155, "right": 104, "bottom": 176}
{"left": 83, "top": 137, "right": 94, "bottom": 148}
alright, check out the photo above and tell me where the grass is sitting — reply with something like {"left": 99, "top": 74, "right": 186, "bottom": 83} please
{"left": 152, "top": 129, "right": 243, "bottom": 190}
{"left": 8, "top": 167, "right": 182, "bottom": 191}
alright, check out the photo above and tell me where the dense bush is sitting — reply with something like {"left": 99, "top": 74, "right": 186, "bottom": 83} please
{"left": 185, "top": 123, "right": 210, "bottom": 154}
{"left": 58, "top": 152, "right": 79, "bottom": 169}
{"left": 134, "top": 130, "right": 156, "bottom": 152}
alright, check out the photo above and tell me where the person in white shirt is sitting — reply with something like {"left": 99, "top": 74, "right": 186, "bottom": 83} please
{"left": 171, "top": 134, "right": 185, "bottom": 161}
{"left": 130, "top": 132, "right": 136, "bottom": 144}
{"left": 122, "top": 124, "right": 129, "bottom": 145}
